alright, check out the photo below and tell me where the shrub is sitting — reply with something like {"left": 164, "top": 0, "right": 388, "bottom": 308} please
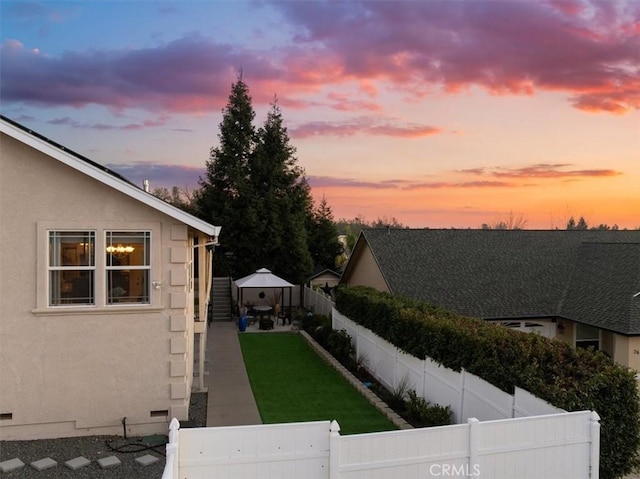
{"left": 301, "top": 313, "right": 332, "bottom": 347}
{"left": 326, "top": 329, "right": 355, "bottom": 365}
{"left": 355, "top": 353, "right": 369, "bottom": 375}
{"left": 334, "top": 286, "right": 640, "bottom": 479}
{"left": 406, "top": 389, "right": 452, "bottom": 427}
{"left": 387, "top": 375, "right": 411, "bottom": 412}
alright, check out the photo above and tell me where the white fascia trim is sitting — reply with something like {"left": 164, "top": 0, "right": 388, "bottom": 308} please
{"left": 1, "top": 119, "right": 221, "bottom": 237}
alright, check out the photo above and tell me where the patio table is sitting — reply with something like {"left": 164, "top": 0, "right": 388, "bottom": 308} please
{"left": 254, "top": 306, "right": 274, "bottom": 330}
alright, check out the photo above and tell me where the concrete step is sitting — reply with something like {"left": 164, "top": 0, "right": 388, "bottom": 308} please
{"left": 210, "top": 276, "right": 232, "bottom": 322}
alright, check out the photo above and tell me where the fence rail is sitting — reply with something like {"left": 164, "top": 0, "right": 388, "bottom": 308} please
{"left": 332, "top": 309, "right": 563, "bottom": 423}
{"left": 303, "top": 286, "right": 335, "bottom": 317}
{"left": 163, "top": 411, "right": 599, "bottom": 479}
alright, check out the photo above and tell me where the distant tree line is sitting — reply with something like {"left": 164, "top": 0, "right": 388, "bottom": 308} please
{"left": 151, "top": 186, "right": 196, "bottom": 214}
{"left": 335, "top": 215, "right": 407, "bottom": 255}
{"left": 480, "top": 211, "right": 528, "bottom": 230}
{"left": 564, "top": 215, "right": 619, "bottom": 230}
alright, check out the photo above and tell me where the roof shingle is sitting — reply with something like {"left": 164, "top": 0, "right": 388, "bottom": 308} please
{"left": 357, "top": 229, "right": 640, "bottom": 334}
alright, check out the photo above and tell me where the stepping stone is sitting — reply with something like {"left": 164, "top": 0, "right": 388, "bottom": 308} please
{"left": 65, "top": 456, "right": 91, "bottom": 470}
{"left": 0, "top": 458, "right": 25, "bottom": 473}
{"left": 135, "top": 454, "right": 160, "bottom": 466}
{"left": 31, "top": 457, "right": 57, "bottom": 471}
{"left": 97, "top": 456, "right": 121, "bottom": 469}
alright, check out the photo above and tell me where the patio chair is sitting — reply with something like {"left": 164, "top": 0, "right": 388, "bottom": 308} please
{"left": 247, "top": 307, "right": 257, "bottom": 326}
{"left": 278, "top": 307, "right": 292, "bottom": 326}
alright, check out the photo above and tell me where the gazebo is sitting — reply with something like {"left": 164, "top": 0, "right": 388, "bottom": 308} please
{"left": 234, "top": 268, "right": 295, "bottom": 324}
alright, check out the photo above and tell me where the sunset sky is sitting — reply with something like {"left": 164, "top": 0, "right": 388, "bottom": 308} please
{"left": 1, "top": 0, "right": 639, "bottom": 229}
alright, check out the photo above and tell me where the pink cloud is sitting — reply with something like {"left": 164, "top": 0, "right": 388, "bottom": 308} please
{"left": 461, "top": 163, "right": 622, "bottom": 179}
{"left": 47, "top": 115, "right": 170, "bottom": 130}
{"left": 274, "top": 1, "right": 640, "bottom": 113}
{"left": 106, "top": 162, "right": 206, "bottom": 189}
{"left": 326, "top": 92, "right": 381, "bottom": 112}
{"left": 547, "top": 0, "right": 586, "bottom": 17}
{"left": 309, "top": 176, "right": 517, "bottom": 191}
{"left": 402, "top": 180, "right": 518, "bottom": 190}
{"left": 367, "top": 124, "right": 442, "bottom": 138}
{"left": 0, "top": 36, "right": 273, "bottom": 113}
{"left": 309, "top": 176, "right": 406, "bottom": 189}
{"left": 291, "top": 117, "right": 441, "bottom": 138}
{"left": 2, "top": 1, "right": 638, "bottom": 115}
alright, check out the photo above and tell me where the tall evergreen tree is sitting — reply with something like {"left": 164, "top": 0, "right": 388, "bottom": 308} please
{"left": 307, "top": 196, "right": 343, "bottom": 272}
{"left": 251, "top": 100, "right": 314, "bottom": 283}
{"left": 196, "top": 83, "right": 317, "bottom": 283}
{"left": 196, "top": 75, "right": 257, "bottom": 277}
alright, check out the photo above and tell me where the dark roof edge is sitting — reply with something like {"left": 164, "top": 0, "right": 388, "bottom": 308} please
{"left": 1, "top": 114, "right": 137, "bottom": 188}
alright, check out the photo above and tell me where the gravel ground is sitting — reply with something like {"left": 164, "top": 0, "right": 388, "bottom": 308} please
{"left": 0, "top": 392, "right": 207, "bottom": 479}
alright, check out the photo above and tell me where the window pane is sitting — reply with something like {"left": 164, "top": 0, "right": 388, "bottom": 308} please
{"left": 107, "top": 269, "right": 149, "bottom": 304}
{"left": 576, "top": 340, "right": 599, "bottom": 350}
{"left": 106, "top": 231, "right": 151, "bottom": 305}
{"left": 50, "top": 232, "right": 95, "bottom": 267}
{"left": 500, "top": 322, "right": 521, "bottom": 328}
{"left": 49, "top": 231, "right": 95, "bottom": 306}
{"left": 576, "top": 323, "right": 599, "bottom": 341}
{"left": 106, "top": 232, "right": 150, "bottom": 267}
{"left": 50, "top": 270, "right": 94, "bottom": 305}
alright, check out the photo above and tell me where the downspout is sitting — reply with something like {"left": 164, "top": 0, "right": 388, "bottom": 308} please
{"left": 199, "top": 245, "right": 213, "bottom": 392}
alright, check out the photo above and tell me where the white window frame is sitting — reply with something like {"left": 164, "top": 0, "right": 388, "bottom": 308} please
{"left": 36, "top": 221, "right": 161, "bottom": 312}
{"left": 48, "top": 230, "right": 96, "bottom": 306}
{"left": 497, "top": 320, "right": 555, "bottom": 339}
{"left": 575, "top": 323, "right": 601, "bottom": 351}
{"left": 105, "top": 231, "right": 152, "bottom": 305}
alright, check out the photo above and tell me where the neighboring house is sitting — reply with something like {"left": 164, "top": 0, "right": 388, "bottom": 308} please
{"left": 340, "top": 228, "right": 640, "bottom": 370}
{"left": 308, "top": 269, "right": 341, "bottom": 293}
{"left": 0, "top": 116, "right": 221, "bottom": 440}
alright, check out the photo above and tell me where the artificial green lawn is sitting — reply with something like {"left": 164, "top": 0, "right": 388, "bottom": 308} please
{"left": 238, "top": 332, "right": 397, "bottom": 435}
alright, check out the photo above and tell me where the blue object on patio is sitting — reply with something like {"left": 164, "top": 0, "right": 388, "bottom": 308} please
{"left": 239, "top": 315, "right": 247, "bottom": 332}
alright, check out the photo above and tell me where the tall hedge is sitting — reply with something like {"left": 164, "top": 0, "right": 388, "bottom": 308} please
{"left": 334, "top": 286, "right": 640, "bottom": 479}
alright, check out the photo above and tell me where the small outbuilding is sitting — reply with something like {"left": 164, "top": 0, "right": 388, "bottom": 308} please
{"left": 307, "top": 269, "right": 341, "bottom": 296}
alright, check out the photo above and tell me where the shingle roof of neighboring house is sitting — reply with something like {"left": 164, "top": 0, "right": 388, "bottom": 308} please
{"left": 1, "top": 115, "right": 221, "bottom": 238}
{"left": 561, "top": 242, "right": 640, "bottom": 334}
{"left": 349, "top": 228, "right": 640, "bottom": 334}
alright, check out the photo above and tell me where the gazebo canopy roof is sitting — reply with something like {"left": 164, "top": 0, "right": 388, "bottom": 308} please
{"left": 234, "top": 268, "right": 294, "bottom": 289}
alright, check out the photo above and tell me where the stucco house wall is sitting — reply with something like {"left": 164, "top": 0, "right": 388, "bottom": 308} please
{"left": 341, "top": 241, "right": 389, "bottom": 293}
{"left": 0, "top": 125, "right": 216, "bottom": 440}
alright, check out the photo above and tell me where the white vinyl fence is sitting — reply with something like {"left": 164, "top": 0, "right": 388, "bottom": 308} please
{"left": 333, "top": 309, "right": 563, "bottom": 423}
{"left": 163, "top": 411, "right": 600, "bottom": 479}
{"left": 304, "top": 285, "right": 335, "bottom": 317}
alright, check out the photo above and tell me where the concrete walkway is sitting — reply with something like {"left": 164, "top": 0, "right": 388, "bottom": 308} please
{"left": 204, "top": 321, "right": 262, "bottom": 426}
